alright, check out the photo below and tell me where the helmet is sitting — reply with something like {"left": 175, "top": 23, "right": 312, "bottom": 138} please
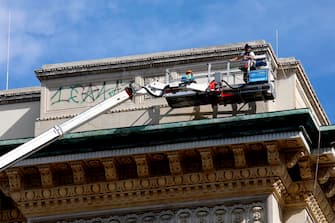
{"left": 186, "top": 69, "right": 193, "bottom": 74}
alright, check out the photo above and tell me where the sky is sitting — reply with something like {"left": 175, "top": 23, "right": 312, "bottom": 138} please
{"left": 0, "top": 0, "right": 334, "bottom": 124}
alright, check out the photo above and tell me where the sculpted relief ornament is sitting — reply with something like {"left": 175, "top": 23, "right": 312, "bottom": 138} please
{"left": 55, "top": 202, "right": 264, "bottom": 223}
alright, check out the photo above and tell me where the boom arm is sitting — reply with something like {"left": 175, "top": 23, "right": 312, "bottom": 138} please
{"left": 0, "top": 69, "right": 276, "bottom": 172}
{"left": 0, "top": 87, "right": 134, "bottom": 172}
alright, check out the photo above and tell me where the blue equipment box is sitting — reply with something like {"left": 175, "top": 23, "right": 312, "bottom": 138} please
{"left": 249, "top": 69, "right": 268, "bottom": 83}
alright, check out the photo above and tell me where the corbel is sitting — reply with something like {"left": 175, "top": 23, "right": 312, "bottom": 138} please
{"left": 69, "top": 161, "right": 86, "bottom": 184}
{"left": 101, "top": 158, "right": 119, "bottom": 181}
{"left": 298, "top": 159, "right": 313, "bottom": 180}
{"left": 198, "top": 148, "right": 214, "bottom": 171}
{"left": 133, "top": 154, "right": 150, "bottom": 178}
{"left": 231, "top": 144, "right": 247, "bottom": 168}
{"left": 265, "top": 142, "right": 281, "bottom": 165}
{"left": 5, "top": 168, "right": 24, "bottom": 192}
{"left": 38, "top": 164, "right": 54, "bottom": 187}
{"left": 166, "top": 151, "right": 183, "bottom": 175}
{"left": 286, "top": 151, "right": 305, "bottom": 168}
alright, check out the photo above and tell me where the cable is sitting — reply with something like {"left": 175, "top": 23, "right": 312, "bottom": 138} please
{"left": 313, "top": 127, "right": 321, "bottom": 194}
{"left": 221, "top": 80, "right": 245, "bottom": 89}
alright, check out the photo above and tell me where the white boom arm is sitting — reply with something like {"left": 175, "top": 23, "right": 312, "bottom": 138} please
{"left": 0, "top": 80, "right": 206, "bottom": 172}
{"left": 0, "top": 87, "right": 134, "bottom": 172}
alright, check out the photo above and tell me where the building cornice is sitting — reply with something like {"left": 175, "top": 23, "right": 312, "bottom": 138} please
{"left": 0, "top": 87, "right": 40, "bottom": 105}
{"left": 34, "top": 40, "right": 271, "bottom": 80}
{"left": 2, "top": 146, "right": 334, "bottom": 222}
{"left": 1, "top": 109, "right": 335, "bottom": 222}
{"left": 1, "top": 108, "right": 331, "bottom": 157}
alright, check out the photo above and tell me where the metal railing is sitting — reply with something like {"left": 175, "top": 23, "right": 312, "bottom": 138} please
{"left": 164, "top": 54, "right": 271, "bottom": 86}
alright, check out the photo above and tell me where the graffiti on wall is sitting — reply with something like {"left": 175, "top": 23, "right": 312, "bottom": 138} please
{"left": 49, "top": 80, "right": 127, "bottom": 108}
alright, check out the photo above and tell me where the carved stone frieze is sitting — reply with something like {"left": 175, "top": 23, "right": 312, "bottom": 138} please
{"left": 0, "top": 208, "right": 26, "bottom": 223}
{"left": 9, "top": 166, "right": 279, "bottom": 217}
{"left": 2, "top": 142, "right": 335, "bottom": 222}
{"left": 55, "top": 201, "right": 265, "bottom": 223}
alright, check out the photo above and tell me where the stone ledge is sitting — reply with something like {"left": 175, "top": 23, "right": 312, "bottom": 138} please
{"left": 0, "top": 87, "right": 40, "bottom": 105}
{"left": 34, "top": 40, "right": 270, "bottom": 80}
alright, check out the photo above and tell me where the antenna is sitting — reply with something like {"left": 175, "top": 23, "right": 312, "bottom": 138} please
{"left": 6, "top": 12, "right": 11, "bottom": 90}
{"left": 275, "top": 29, "right": 279, "bottom": 57}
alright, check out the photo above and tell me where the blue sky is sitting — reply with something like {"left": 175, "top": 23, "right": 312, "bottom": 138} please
{"left": 0, "top": 0, "right": 334, "bottom": 123}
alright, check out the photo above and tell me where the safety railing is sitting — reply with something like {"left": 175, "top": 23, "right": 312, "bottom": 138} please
{"left": 165, "top": 54, "right": 273, "bottom": 87}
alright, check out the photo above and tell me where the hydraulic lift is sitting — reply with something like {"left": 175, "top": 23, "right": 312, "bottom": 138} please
{"left": 0, "top": 55, "right": 276, "bottom": 172}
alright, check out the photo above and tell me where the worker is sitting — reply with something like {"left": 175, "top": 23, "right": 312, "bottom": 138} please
{"left": 230, "top": 44, "right": 256, "bottom": 83}
{"left": 181, "top": 69, "right": 196, "bottom": 83}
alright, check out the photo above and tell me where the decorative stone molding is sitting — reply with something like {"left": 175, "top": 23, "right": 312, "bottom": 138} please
{"left": 312, "top": 183, "right": 335, "bottom": 222}
{"left": 318, "top": 167, "right": 335, "bottom": 185}
{"left": 285, "top": 181, "right": 335, "bottom": 222}
{"left": 166, "top": 151, "right": 182, "bottom": 175}
{"left": 69, "top": 161, "right": 86, "bottom": 185}
{"left": 0, "top": 171, "right": 9, "bottom": 194}
{"left": 325, "top": 182, "right": 335, "bottom": 199}
{"left": 286, "top": 151, "right": 305, "bottom": 168}
{"left": 265, "top": 142, "right": 280, "bottom": 165}
{"left": 6, "top": 168, "right": 23, "bottom": 192}
{"left": 298, "top": 159, "right": 313, "bottom": 180}
{"left": 306, "top": 192, "right": 330, "bottom": 223}
{"left": 318, "top": 168, "right": 331, "bottom": 185}
{"left": 8, "top": 165, "right": 279, "bottom": 217}
{"left": 35, "top": 40, "right": 270, "bottom": 80}
{"left": 38, "top": 165, "right": 53, "bottom": 188}
{"left": 0, "top": 87, "right": 40, "bottom": 105}
{"left": 55, "top": 201, "right": 265, "bottom": 223}
{"left": 133, "top": 154, "right": 150, "bottom": 178}
{"left": 101, "top": 158, "right": 119, "bottom": 181}
{"left": 2, "top": 142, "right": 335, "bottom": 222}
{"left": 198, "top": 148, "right": 214, "bottom": 171}
{"left": 273, "top": 179, "right": 288, "bottom": 202}
{"left": 232, "top": 145, "right": 247, "bottom": 168}
{"left": 0, "top": 208, "right": 26, "bottom": 223}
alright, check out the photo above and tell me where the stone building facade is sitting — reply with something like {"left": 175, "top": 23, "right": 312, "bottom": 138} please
{"left": 0, "top": 40, "right": 334, "bottom": 222}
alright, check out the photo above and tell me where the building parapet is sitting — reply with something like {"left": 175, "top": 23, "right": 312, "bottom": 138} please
{"left": 0, "top": 87, "right": 40, "bottom": 105}
{"left": 35, "top": 40, "right": 273, "bottom": 80}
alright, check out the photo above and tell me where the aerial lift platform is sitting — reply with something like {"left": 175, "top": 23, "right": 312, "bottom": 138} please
{"left": 0, "top": 54, "right": 275, "bottom": 172}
